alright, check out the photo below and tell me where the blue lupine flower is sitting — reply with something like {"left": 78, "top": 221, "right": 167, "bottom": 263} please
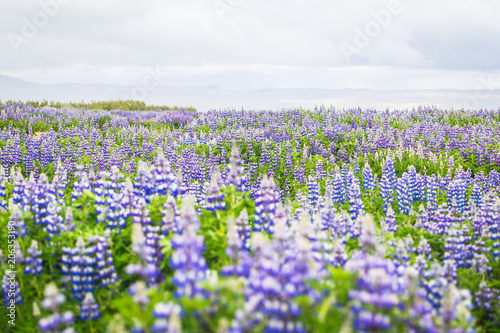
{"left": 253, "top": 175, "right": 279, "bottom": 234}
{"left": 206, "top": 171, "right": 226, "bottom": 212}
{"left": 170, "top": 197, "right": 208, "bottom": 299}
{"left": 162, "top": 195, "right": 181, "bottom": 235}
{"left": 151, "top": 302, "right": 182, "bottom": 333}
{"left": 345, "top": 252, "right": 400, "bottom": 332}
{"left": 333, "top": 173, "right": 346, "bottom": 205}
{"left": 80, "top": 292, "right": 100, "bottom": 320}
{"left": 24, "top": 240, "right": 43, "bottom": 276}
{"left": 307, "top": 175, "right": 320, "bottom": 212}
{"left": 396, "top": 175, "right": 411, "bottom": 215}
{"left": 380, "top": 172, "right": 393, "bottom": 214}
{"left": 221, "top": 218, "right": 252, "bottom": 278}
{"left": 38, "top": 283, "right": 74, "bottom": 333}
{"left": 362, "top": 163, "right": 375, "bottom": 192}
{"left": 90, "top": 229, "right": 118, "bottom": 288}
{"left": 348, "top": 180, "right": 365, "bottom": 221}
{"left": 235, "top": 208, "right": 251, "bottom": 251}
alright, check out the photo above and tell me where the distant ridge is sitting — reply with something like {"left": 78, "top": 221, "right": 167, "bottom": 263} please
{"left": 0, "top": 74, "right": 38, "bottom": 89}
{"left": 1, "top": 74, "right": 500, "bottom": 112}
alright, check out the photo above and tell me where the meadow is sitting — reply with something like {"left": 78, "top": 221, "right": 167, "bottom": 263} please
{"left": 0, "top": 102, "right": 499, "bottom": 332}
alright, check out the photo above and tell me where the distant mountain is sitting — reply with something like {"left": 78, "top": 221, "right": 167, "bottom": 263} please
{"left": 1, "top": 74, "right": 499, "bottom": 111}
{"left": 0, "top": 74, "right": 38, "bottom": 90}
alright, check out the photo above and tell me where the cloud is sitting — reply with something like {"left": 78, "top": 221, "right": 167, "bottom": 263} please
{"left": 1, "top": 0, "right": 499, "bottom": 89}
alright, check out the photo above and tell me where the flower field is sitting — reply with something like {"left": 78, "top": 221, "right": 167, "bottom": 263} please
{"left": 1, "top": 102, "right": 500, "bottom": 332}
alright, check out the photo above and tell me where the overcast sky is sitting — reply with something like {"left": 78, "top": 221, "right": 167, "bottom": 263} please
{"left": 1, "top": 0, "right": 500, "bottom": 90}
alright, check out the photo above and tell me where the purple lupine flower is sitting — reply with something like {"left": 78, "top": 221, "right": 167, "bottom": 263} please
{"left": 383, "top": 156, "right": 397, "bottom": 190}
{"left": 321, "top": 190, "right": 337, "bottom": 239}
{"left": 226, "top": 142, "right": 246, "bottom": 191}
{"left": 380, "top": 172, "right": 393, "bottom": 214}
{"left": 62, "top": 207, "right": 76, "bottom": 232}
{"left": 426, "top": 175, "right": 438, "bottom": 211}
{"left": 38, "top": 283, "right": 74, "bottom": 333}
{"left": 307, "top": 175, "right": 320, "bottom": 213}
{"left": 415, "top": 235, "right": 433, "bottom": 259}
{"left": 384, "top": 205, "right": 397, "bottom": 233}
{"left": 170, "top": 198, "right": 208, "bottom": 299}
{"left": 470, "top": 183, "right": 483, "bottom": 207}
{"left": 144, "top": 225, "right": 165, "bottom": 285}
{"left": 221, "top": 218, "right": 252, "bottom": 278}
{"left": 348, "top": 180, "right": 365, "bottom": 221}
{"left": 474, "top": 281, "right": 500, "bottom": 314}
{"left": 132, "top": 197, "right": 152, "bottom": 228}
{"left": 396, "top": 174, "right": 411, "bottom": 215}
{"left": 237, "top": 218, "right": 322, "bottom": 333}
{"left": 2, "top": 272, "right": 23, "bottom": 307}
{"left": 43, "top": 201, "right": 63, "bottom": 239}
{"left": 24, "top": 240, "right": 43, "bottom": 276}
{"left": 362, "top": 162, "right": 375, "bottom": 192}
{"left": 345, "top": 252, "right": 400, "bottom": 332}
{"left": 153, "top": 150, "right": 176, "bottom": 196}
{"left": 12, "top": 169, "right": 24, "bottom": 205}
{"left": 125, "top": 224, "right": 159, "bottom": 283}
{"left": 235, "top": 208, "right": 251, "bottom": 251}
{"left": 0, "top": 166, "right": 6, "bottom": 210}
{"left": 134, "top": 161, "right": 155, "bottom": 201}
{"left": 253, "top": 175, "right": 279, "bottom": 234}
{"left": 422, "top": 263, "right": 448, "bottom": 310}
{"left": 9, "top": 203, "right": 25, "bottom": 237}
{"left": 151, "top": 302, "right": 182, "bottom": 333}
{"left": 62, "top": 237, "right": 97, "bottom": 301}
{"left": 80, "top": 292, "right": 100, "bottom": 320}
{"left": 161, "top": 195, "right": 181, "bottom": 236}
{"left": 91, "top": 229, "right": 118, "bottom": 288}
{"left": 206, "top": 171, "right": 226, "bottom": 212}
{"left": 440, "top": 284, "right": 475, "bottom": 332}
{"left": 72, "top": 169, "right": 90, "bottom": 202}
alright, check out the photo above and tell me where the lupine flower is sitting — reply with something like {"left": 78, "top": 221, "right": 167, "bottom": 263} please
{"left": 24, "top": 240, "right": 43, "bottom": 276}
{"left": 0, "top": 165, "right": 6, "bottom": 210}
{"left": 62, "top": 207, "right": 76, "bottom": 232}
{"left": 72, "top": 170, "right": 90, "bottom": 202}
{"left": 380, "top": 172, "right": 393, "bottom": 214}
{"left": 170, "top": 222, "right": 208, "bottom": 298}
{"left": 359, "top": 214, "right": 378, "bottom": 252}
{"left": 80, "top": 292, "right": 100, "bottom": 320}
{"left": 38, "top": 282, "right": 74, "bottom": 333}
{"left": 61, "top": 237, "right": 96, "bottom": 301}
{"left": 383, "top": 156, "right": 397, "bottom": 190}
{"left": 396, "top": 175, "right": 411, "bottom": 215}
{"left": 474, "top": 281, "right": 500, "bottom": 314}
{"left": 151, "top": 302, "right": 182, "bottom": 333}
{"left": 90, "top": 229, "right": 118, "bottom": 287}
{"left": 253, "top": 175, "right": 279, "bottom": 233}
{"left": 235, "top": 208, "right": 251, "bottom": 250}
{"left": 9, "top": 202, "right": 25, "bottom": 237}
{"left": 307, "top": 175, "right": 320, "bottom": 212}
{"left": 362, "top": 163, "right": 375, "bottom": 192}
{"left": 348, "top": 180, "right": 365, "bottom": 220}
{"left": 238, "top": 217, "right": 322, "bottom": 332}
{"left": 206, "top": 170, "right": 226, "bottom": 212}
{"left": 440, "top": 284, "right": 475, "bottom": 332}
{"left": 226, "top": 142, "right": 246, "bottom": 191}
{"left": 2, "top": 273, "right": 23, "bottom": 307}
{"left": 153, "top": 149, "right": 176, "bottom": 196}
{"left": 345, "top": 252, "right": 400, "bottom": 332}
{"left": 126, "top": 224, "right": 159, "bottom": 283}
{"left": 221, "top": 218, "right": 252, "bottom": 278}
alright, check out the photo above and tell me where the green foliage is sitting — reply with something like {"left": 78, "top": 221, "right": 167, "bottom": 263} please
{"left": 0, "top": 99, "right": 196, "bottom": 112}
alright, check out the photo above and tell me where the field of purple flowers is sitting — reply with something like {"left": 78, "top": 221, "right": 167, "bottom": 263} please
{"left": 0, "top": 103, "right": 499, "bottom": 332}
